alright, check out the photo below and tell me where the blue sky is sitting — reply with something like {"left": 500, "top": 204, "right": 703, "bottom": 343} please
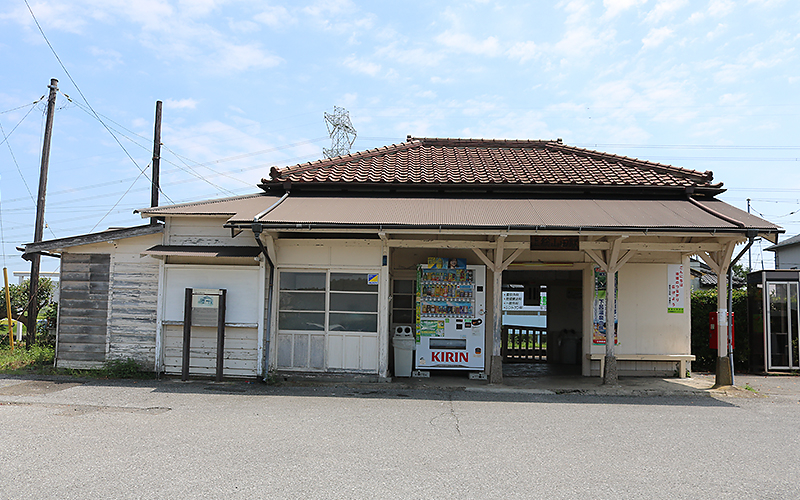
{"left": 1, "top": 0, "right": 799, "bottom": 277}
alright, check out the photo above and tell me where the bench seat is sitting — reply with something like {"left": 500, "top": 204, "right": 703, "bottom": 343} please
{"left": 585, "top": 353, "right": 696, "bottom": 378}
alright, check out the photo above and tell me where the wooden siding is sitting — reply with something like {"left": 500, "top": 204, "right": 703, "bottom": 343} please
{"left": 163, "top": 325, "right": 258, "bottom": 377}
{"left": 108, "top": 260, "right": 159, "bottom": 366}
{"left": 56, "top": 253, "right": 110, "bottom": 365}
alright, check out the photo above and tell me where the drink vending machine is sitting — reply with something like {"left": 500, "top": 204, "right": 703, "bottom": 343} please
{"left": 415, "top": 262, "right": 486, "bottom": 371}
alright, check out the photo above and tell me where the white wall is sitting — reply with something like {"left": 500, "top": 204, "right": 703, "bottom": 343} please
{"left": 583, "top": 259, "right": 692, "bottom": 376}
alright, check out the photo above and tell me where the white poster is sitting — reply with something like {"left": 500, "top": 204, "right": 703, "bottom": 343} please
{"left": 502, "top": 291, "right": 524, "bottom": 310}
{"left": 667, "top": 264, "right": 684, "bottom": 313}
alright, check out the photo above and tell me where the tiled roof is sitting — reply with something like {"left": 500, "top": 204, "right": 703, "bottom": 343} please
{"left": 261, "top": 137, "right": 720, "bottom": 191}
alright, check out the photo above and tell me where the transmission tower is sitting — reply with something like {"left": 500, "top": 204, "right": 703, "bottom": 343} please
{"left": 323, "top": 106, "right": 357, "bottom": 159}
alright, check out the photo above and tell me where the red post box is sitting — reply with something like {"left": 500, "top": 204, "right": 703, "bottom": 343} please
{"left": 709, "top": 311, "right": 734, "bottom": 349}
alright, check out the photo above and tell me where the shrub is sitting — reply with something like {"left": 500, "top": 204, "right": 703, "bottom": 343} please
{"left": 691, "top": 288, "right": 750, "bottom": 372}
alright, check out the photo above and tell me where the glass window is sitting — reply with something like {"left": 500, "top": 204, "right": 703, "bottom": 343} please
{"left": 278, "top": 312, "right": 325, "bottom": 331}
{"left": 279, "top": 291, "right": 325, "bottom": 311}
{"left": 329, "top": 313, "right": 378, "bottom": 332}
{"left": 331, "top": 273, "right": 375, "bottom": 292}
{"left": 330, "top": 292, "right": 378, "bottom": 312}
{"left": 281, "top": 272, "right": 325, "bottom": 291}
{"left": 393, "top": 280, "right": 414, "bottom": 294}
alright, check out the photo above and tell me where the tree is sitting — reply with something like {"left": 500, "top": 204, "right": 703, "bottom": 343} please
{"left": 0, "top": 278, "right": 55, "bottom": 343}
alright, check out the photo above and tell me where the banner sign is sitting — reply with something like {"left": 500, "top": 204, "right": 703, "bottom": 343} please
{"left": 592, "top": 267, "right": 618, "bottom": 345}
{"left": 667, "top": 264, "right": 685, "bottom": 313}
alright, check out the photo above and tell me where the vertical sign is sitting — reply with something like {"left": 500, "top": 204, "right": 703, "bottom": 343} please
{"left": 592, "top": 267, "right": 618, "bottom": 345}
{"left": 667, "top": 264, "right": 684, "bottom": 313}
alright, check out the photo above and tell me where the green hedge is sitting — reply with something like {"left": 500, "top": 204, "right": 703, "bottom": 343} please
{"left": 690, "top": 288, "right": 750, "bottom": 372}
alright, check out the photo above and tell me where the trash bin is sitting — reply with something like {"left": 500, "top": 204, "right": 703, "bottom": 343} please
{"left": 392, "top": 326, "right": 415, "bottom": 377}
{"left": 559, "top": 330, "right": 580, "bottom": 365}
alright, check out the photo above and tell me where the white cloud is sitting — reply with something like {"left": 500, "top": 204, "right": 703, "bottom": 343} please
{"left": 507, "top": 41, "right": 539, "bottom": 63}
{"left": 708, "top": 0, "right": 735, "bottom": 16}
{"left": 212, "top": 42, "right": 282, "bottom": 72}
{"left": 1, "top": 2, "right": 87, "bottom": 34}
{"left": 343, "top": 55, "right": 381, "bottom": 76}
{"left": 602, "top": 0, "right": 647, "bottom": 19}
{"left": 434, "top": 30, "right": 502, "bottom": 57}
{"left": 643, "top": 0, "right": 688, "bottom": 23}
{"left": 642, "top": 26, "right": 674, "bottom": 49}
{"left": 227, "top": 18, "right": 259, "bottom": 34}
{"left": 718, "top": 93, "right": 748, "bottom": 105}
{"left": 706, "top": 23, "right": 727, "bottom": 40}
{"left": 253, "top": 5, "right": 294, "bottom": 28}
{"left": 164, "top": 98, "right": 198, "bottom": 110}
{"left": 89, "top": 46, "right": 123, "bottom": 68}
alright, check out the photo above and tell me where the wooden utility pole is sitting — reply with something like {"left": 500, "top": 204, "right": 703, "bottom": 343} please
{"left": 150, "top": 100, "right": 162, "bottom": 224}
{"left": 26, "top": 78, "right": 58, "bottom": 348}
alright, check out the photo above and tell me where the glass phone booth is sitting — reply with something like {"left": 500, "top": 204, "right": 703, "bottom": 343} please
{"left": 748, "top": 270, "right": 800, "bottom": 372}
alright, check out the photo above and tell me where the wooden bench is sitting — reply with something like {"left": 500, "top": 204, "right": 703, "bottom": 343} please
{"left": 586, "top": 353, "right": 696, "bottom": 379}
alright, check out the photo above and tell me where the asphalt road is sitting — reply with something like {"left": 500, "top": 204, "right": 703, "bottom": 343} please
{"left": 1, "top": 376, "right": 799, "bottom": 499}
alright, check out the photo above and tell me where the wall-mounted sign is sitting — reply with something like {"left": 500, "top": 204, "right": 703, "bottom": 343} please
{"left": 502, "top": 291, "right": 524, "bottom": 310}
{"left": 667, "top": 264, "right": 684, "bottom": 313}
{"left": 191, "top": 288, "right": 223, "bottom": 327}
{"left": 530, "top": 236, "right": 580, "bottom": 251}
{"left": 367, "top": 274, "right": 379, "bottom": 285}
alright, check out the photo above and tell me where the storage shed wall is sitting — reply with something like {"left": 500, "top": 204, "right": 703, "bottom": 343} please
{"left": 56, "top": 253, "right": 111, "bottom": 368}
{"left": 55, "top": 234, "right": 162, "bottom": 369}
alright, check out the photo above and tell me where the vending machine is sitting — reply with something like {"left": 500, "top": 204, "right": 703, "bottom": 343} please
{"left": 415, "top": 260, "right": 486, "bottom": 371}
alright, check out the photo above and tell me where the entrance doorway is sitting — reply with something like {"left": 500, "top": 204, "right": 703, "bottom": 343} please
{"left": 501, "top": 270, "right": 583, "bottom": 369}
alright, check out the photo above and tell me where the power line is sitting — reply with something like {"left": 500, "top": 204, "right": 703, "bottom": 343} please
{"left": 0, "top": 97, "right": 44, "bottom": 115}
{"left": 23, "top": 0, "right": 167, "bottom": 206}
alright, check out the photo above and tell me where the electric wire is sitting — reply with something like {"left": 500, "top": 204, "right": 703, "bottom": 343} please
{"left": 0, "top": 100, "right": 39, "bottom": 148}
{"left": 65, "top": 95, "right": 240, "bottom": 197}
{"left": 23, "top": 0, "right": 169, "bottom": 207}
{"left": 89, "top": 166, "right": 149, "bottom": 232}
{"left": 0, "top": 97, "right": 44, "bottom": 115}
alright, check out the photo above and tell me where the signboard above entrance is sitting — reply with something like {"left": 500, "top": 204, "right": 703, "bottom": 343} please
{"left": 530, "top": 236, "right": 579, "bottom": 251}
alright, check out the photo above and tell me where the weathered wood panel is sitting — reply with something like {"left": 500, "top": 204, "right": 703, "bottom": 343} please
{"left": 56, "top": 253, "right": 110, "bottom": 368}
{"left": 107, "top": 260, "right": 159, "bottom": 366}
{"left": 162, "top": 324, "right": 258, "bottom": 377}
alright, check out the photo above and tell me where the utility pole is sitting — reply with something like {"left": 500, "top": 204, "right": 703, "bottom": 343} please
{"left": 747, "top": 198, "right": 752, "bottom": 271}
{"left": 150, "top": 100, "right": 162, "bottom": 224}
{"left": 26, "top": 78, "right": 58, "bottom": 348}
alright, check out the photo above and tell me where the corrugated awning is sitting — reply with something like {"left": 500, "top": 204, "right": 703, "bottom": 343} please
{"left": 139, "top": 194, "right": 781, "bottom": 240}
{"left": 218, "top": 196, "right": 779, "bottom": 233}
{"left": 142, "top": 245, "right": 261, "bottom": 258}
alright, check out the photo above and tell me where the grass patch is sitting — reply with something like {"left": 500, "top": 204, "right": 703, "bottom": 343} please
{"left": 0, "top": 347, "right": 155, "bottom": 380}
{"left": 0, "top": 344, "right": 55, "bottom": 373}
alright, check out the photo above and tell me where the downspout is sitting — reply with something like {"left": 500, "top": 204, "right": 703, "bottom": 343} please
{"left": 252, "top": 223, "right": 274, "bottom": 380}
{"left": 250, "top": 191, "right": 288, "bottom": 380}
{"left": 727, "top": 231, "right": 757, "bottom": 385}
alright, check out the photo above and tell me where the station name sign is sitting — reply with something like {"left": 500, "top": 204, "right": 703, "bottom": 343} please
{"left": 530, "top": 236, "right": 580, "bottom": 251}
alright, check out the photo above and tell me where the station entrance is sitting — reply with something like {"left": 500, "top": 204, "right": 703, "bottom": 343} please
{"left": 501, "top": 269, "right": 583, "bottom": 376}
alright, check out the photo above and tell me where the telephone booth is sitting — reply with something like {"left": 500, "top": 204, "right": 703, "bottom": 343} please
{"left": 748, "top": 270, "right": 800, "bottom": 372}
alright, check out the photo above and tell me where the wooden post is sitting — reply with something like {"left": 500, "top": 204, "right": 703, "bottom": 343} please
{"left": 150, "top": 100, "right": 162, "bottom": 224}
{"left": 182, "top": 288, "right": 192, "bottom": 381}
{"left": 27, "top": 78, "right": 58, "bottom": 348}
{"left": 215, "top": 289, "right": 227, "bottom": 382}
{"left": 4, "top": 268, "right": 14, "bottom": 351}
